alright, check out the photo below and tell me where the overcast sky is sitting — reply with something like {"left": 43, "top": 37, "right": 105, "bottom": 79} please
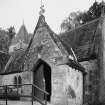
{"left": 0, "top": 0, "right": 103, "bottom": 33}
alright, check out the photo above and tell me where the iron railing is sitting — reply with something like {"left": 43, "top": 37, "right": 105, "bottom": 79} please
{"left": 0, "top": 84, "right": 49, "bottom": 105}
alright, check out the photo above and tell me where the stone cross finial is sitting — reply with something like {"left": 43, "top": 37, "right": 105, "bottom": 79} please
{"left": 39, "top": 0, "right": 45, "bottom": 15}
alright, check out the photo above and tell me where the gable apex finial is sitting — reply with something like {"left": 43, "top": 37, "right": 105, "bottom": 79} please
{"left": 39, "top": 0, "right": 45, "bottom": 15}
{"left": 23, "top": 19, "right": 24, "bottom": 26}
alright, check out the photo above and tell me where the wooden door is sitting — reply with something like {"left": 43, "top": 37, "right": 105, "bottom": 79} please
{"left": 33, "top": 64, "right": 45, "bottom": 101}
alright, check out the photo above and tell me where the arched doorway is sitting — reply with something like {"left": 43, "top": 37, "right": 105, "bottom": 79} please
{"left": 33, "top": 59, "right": 51, "bottom": 102}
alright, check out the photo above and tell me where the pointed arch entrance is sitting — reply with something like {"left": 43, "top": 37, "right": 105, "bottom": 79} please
{"left": 33, "top": 59, "right": 51, "bottom": 102}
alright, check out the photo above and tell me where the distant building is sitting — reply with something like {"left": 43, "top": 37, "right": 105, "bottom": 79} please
{"left": 9, "top": 23, "right": 32, "bottom": 53}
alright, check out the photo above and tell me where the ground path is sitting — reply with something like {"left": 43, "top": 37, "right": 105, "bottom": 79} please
{"left": 0, "top": 100, "right": 52, "bottom": 105}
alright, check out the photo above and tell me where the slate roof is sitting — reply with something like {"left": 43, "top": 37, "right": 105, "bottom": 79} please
{"left": 60, "top": 17, "right": 101, "bottom": 61}
{"left": 0, "top": 49, "right": 25, "bottom": 75}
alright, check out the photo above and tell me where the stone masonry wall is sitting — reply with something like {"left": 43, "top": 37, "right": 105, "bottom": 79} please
{"left": 98, "top": 16, "right": 105, "bottom": 103}
{"left": 80, "top": 59, "right": 99, "bottom": 105}
{"left": 51, "top": 65, "right": 83, "bottom": 105}
{"left": 1, "top": 71, "right": 33, "bottom": 100}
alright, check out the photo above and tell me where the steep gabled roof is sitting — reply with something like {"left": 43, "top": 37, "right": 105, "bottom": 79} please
{"left": 27, "top": 15, "right": 71, "bottom": 57}
{"left": 24, "top": 15, "right": 85, "bottom": 72}
{"left": 60, "top": 17, "right": 101, "bottom": 61}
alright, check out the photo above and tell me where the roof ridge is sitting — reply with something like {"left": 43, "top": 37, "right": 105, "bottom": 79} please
{"left": 60, "top": 17, "right": 101, "bottom": 35}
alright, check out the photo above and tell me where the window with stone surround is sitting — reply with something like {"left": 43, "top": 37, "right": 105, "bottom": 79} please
{"left": 14, "top": 76, "right": 17, "bottom": 87}
{"left": 18, "top": 76, "right": 22, "bottom": 87}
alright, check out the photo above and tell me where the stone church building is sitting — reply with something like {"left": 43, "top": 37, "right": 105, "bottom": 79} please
{"left": 0, "top": 14, "right": 85, "bottom": 105}
{"left": 1, "top": 6, "right": 105, "bottom": 105}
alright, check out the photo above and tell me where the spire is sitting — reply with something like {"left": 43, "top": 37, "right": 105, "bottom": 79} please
{"left": 39, "top": 0, "right": 45, "bottom": 15}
